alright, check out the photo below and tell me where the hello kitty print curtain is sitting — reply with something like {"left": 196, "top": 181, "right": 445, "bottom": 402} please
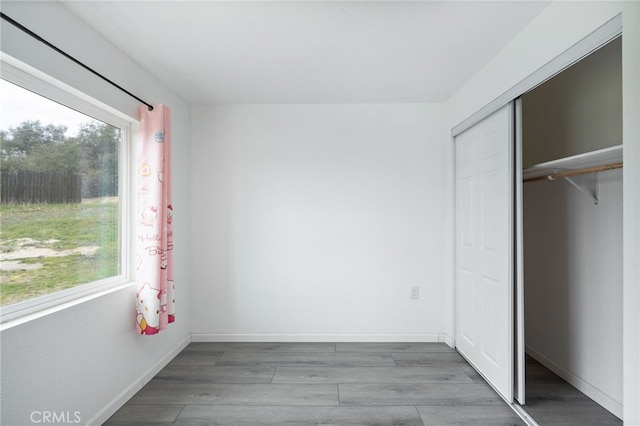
{"left": 135, "top": 105, "right": 175, "bottom": 335}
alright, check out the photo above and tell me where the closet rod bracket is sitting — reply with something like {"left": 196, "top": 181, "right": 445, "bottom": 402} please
{"left": 557, "top": 174, "right": 599, "bottom": 204}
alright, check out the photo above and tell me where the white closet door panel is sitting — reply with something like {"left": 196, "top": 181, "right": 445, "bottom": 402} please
{"left": 455, "top": 102, "right": 514, "bottom": 402}
{"left": 459, "top": 267, "right": 477, "bottom": 347}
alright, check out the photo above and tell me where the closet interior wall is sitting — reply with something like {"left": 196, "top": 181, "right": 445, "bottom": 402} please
{"left": 522, "top": 37, "right": 623, "bottom": 417}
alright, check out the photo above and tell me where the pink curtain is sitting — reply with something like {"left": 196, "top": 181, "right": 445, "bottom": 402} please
{"left": 135, "top": 105, "right": 175, "bottom": 335}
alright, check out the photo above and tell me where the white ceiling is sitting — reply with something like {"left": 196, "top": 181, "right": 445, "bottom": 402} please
{"left": 62, "top": 1, "right": 550, "bottom": 105}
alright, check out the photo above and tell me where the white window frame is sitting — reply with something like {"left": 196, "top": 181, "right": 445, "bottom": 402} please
{"left": 0, "top": 55, "right": 136, "bottom": 325}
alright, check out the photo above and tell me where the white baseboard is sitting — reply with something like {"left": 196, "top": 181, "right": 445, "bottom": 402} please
{"left": 439, "top": 332, "right": 455, "bottom": 348}
{"left": 191, "top": 332, "right": 443, "bottom": 343}
{"left": 525, "top": 344, "right": 623, "bottom": 419}
{"left": 88, "top": 334, "right": 192, "bottom": 425}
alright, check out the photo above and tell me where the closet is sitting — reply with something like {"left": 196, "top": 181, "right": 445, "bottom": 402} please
{"left": 520, "top": 36, "right": 623, "bottom": 422}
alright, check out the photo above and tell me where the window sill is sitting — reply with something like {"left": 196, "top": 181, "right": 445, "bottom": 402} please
{"left": 0, "top": 280, "right": 135, "bottom": 331}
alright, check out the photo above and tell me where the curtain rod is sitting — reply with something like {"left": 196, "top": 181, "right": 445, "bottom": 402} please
{"left": 0, "top": 12, "right": 154, "bottom": 111}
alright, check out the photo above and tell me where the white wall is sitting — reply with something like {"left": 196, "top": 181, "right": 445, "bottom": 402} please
{"left": 445, "top": 1, "right": 639, "bottom": 423}
{"left": 190, "top": 104, "right": 448, "bottom": 341}
{"left": 0, "top": 2, "right": 191, "bottom": 425}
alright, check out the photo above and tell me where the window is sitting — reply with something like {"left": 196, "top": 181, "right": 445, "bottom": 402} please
{"left": 0, "top": 60, "right": 132, "bottom": 321}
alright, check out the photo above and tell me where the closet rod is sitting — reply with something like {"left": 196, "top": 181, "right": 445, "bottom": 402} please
{"left": 0, "top": 12, "right": 154, "bottom": 111}
{"left": 523, "top": 162, "right": 623, "bottom": 183}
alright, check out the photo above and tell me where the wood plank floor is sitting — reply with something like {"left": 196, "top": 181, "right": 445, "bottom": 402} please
{"left": 105, "top": 342, "right": 525, "bottom": 425}
{"left": 523, "top": 355, "right": 622, "bottom": 425}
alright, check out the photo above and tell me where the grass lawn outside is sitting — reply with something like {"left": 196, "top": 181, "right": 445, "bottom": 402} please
{"left": 0, "top": 199, "right": 119, "bottom": 306}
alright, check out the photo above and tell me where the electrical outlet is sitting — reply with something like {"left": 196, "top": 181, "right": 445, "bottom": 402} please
{"left": 410, "top": 286, "right": 420, "bottom": 299}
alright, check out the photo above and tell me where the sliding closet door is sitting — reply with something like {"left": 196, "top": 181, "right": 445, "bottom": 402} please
{"left": 455, "top": 102, "right": 514, "bottom": 402}
{"left": 514, "top": 98, "right": 525, "bottom": 405}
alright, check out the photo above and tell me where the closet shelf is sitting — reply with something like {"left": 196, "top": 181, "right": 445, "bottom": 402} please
{"left": 522, "top": 145, "right": 623, "bottom": 205}
{"left": 523, "top": 162, "right": 622, "bottom": 183}
{"left": 522, "top": 145, "right": 622, "bottom": 182}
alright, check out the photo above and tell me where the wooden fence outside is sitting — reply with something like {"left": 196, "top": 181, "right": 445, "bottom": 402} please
{"left": 1, "top": 171, "right": 82, "bottom": 204}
